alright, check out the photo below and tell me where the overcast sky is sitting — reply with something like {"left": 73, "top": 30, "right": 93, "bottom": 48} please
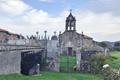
{"left": 0, "top": 0, "right": 120, "bottom": 41}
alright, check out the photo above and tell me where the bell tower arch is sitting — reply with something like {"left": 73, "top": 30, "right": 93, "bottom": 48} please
{"left": 65, "top": 10, "right": 76, "bottom": 31}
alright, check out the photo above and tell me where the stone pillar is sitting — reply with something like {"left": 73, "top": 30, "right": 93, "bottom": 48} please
{"left": 76, "top": 50, "right": 81, "bottom": 72}
{"left": 37, "top": 64, "right": 40, "bottom": 74}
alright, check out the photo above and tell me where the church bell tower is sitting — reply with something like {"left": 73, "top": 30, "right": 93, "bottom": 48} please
{"left": 65, "top": 10, "right": 76, "bottom": 31}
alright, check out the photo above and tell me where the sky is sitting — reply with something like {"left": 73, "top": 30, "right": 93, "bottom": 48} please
{"left": 0, "top": 0, "right": 120, "bottom": 41}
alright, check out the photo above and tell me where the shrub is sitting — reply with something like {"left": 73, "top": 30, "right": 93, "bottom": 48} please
{"left": 90, "top": 53, "right": 108, "bottom": 73}
{"left": 102, "top": 66, "right": 120, "bottom": 80}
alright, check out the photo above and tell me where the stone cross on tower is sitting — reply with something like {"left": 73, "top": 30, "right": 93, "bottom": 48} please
{"left": 70, "top": 9, "right": 72, "bottom": 13}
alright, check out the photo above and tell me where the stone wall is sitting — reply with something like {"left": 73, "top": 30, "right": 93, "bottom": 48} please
{"left": 59, "top": 31, "right": 81, "bottom": 49}
{"left": 47, "top": 40, "right": 60, "bottom": 72}
{"left": 0, "top": 51, "right": 21, "bottom": 75}
{"left": 59, "top": 31, "right": 104, "bottom": 53}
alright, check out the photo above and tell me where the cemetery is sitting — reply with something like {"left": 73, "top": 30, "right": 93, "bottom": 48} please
{"left": 0, "top": 9, "right": 119, "bottom": 80}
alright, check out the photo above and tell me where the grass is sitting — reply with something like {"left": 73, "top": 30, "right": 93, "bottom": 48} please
{"left": 0, "top": 71, "right": 103, "bottom": 80}
{"left": 107, "top": 51, "right": 120, "bottom": 69}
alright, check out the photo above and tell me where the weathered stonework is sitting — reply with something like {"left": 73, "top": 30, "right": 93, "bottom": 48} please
{"left": 0, "top": 51, "right": 21, "bottom": 75}
{"left": 58, "top": 12, "right": 104, "bottom": 72}
{"left": 47, "top": 40, "right": 60, "bottom": 72}
{"left": 59, "top": 31, "right": 94, "bottom": 54}
{"left": 59, "top": 12, "right": 103, "bottom": 55}
{"left": 0, "top": 45, "right": 44, "bottom": 75}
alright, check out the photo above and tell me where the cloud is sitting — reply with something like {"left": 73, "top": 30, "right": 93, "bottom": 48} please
{"left": 0, "top": 0, "right": 32, "bottom": 16}
{"left": 21, "top": 9, "right": 64, "bottom": 35}
{"left": 73, "top": 10, "right": 120, "bottom": 41}
{"left": 74, "top": 10, "right": 120, "bottom": 33}
{"left": 90, "top": 32, "right": 120, "bottom": 41}
{"left": 0, "top": 0, "right": 120, "bottom": 41}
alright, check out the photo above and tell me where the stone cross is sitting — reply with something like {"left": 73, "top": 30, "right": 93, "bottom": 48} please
{"left": 70, "top": 9, "right": 72, "bottom": 13}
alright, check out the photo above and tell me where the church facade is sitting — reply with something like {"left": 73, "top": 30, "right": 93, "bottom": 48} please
{"left": 59, "top": 12, "right": 101, "bottom": 55}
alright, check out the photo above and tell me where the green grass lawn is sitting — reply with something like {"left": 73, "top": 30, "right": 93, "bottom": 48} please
{"left": 107, "top": 51, "right": 120, "bottom": 69}
{"left": 0, "top": 71, "right": 103, "bottom": 80}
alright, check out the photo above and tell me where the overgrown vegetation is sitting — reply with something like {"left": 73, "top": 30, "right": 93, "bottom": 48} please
{"left": 90, "top": 53, "right": 109, "bottom": 73}
{"left": 102, "top": 66, "right": 120, "bottom": 80}
{"left": 90, "top": 51, "right": 120, "bottom": 80}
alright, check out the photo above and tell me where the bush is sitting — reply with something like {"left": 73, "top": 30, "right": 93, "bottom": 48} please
{"left": 102, "top": 66, "right": 120, "bottom": 80}
{"left": 90, "top": 53, "right": 108, "bottom": 73}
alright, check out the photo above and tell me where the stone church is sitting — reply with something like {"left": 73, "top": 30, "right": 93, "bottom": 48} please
{"left": 59, "top": 12, "right": 102, "bottom": 55}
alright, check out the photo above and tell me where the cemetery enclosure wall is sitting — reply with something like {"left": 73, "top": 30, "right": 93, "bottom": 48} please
{"left": 0, "top": 51, "right": 21, "bottom": 75}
